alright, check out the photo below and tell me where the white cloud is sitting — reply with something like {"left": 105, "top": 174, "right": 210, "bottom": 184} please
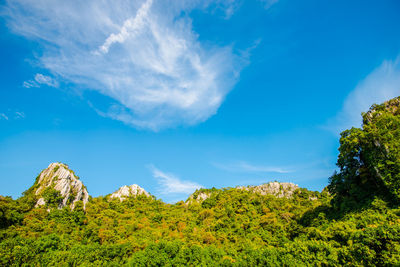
{"left": 34, "top": 74, "right": 59, "bottom": 87}
{"left": 5, "top": 0, "right": 244, "bottom": 130}
{"left": 0, "top": 111, "right": 25, "bottom": 120}
{"left": 326, "top": 57, "right": 400, "bottom": 134}
{"left": 23, "top": 73, "right": 58, "bottom": 88}
{"left": 149, "top": 165, "right": 203, "bottom": 194}
{"left": 98, "top": 0, "right": 153, "bottom": 54}
{"left": 212, "top": 0, "right": 243, "bottom": 19}
{"left": 23, "top": 80, "right": 39, "bottom": 88}
{"left": 14, "top": 112, "right": 25, "bottom": 119}
{"left": 0, "top": 113, "right": 9, "bottom": 120}
{"left": 259, "top": 0, "right": 279, "bottom": 9}
{"left": 213, "top": 161, "right": 292, "bottom": 173}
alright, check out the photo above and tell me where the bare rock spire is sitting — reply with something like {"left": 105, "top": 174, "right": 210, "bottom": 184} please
{"left": 34, "top": 163, "right": 89, "bottom": 209}
{"left": 109, "top": 184, "right": 150, "bottom": 201}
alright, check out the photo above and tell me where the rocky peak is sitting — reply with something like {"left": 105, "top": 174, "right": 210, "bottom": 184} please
{"left": 109, "top": 184, "right": 150, "bottom": 201}
{"left": 186, "top": 191, "right": 212, "bottom": 204}
{"left": 364, "top": 96, "right": 400, "bottom": 124}
{"left": 237, "top": 182, "right": 299, "bottom": 198}
{"left": 34, "top": 163, "right": 89, "bottom": 209}
{"left": 187, "top": 182, "right": 299, "bottom": 204}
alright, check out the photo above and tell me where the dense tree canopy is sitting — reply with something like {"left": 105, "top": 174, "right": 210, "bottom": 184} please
{"left": 329, "top": 97, "right": 400, "bottom": 212}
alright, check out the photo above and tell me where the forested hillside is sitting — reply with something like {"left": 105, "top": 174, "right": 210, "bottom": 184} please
{"left": 1, "top": 97, "right": 400, "bottom": 266}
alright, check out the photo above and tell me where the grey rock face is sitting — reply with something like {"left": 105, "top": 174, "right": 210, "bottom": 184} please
{"left": 186, "top": 191, "right": 212, "bottom": 204}
{"left": 237, "top": 182, "right": 299, "bottom": 198}
{"left": 35, "top": 163, "right": 89, "bottom": 209}
{"left": 364, "top": 97, "right": 400, "bottom": 124}
{"left": 109, "top": 184, "right": 150, "bottom": 201}
{"left": 187, "top": 182, "right": 300, "bottom": 205}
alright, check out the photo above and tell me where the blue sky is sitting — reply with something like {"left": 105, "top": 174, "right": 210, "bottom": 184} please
{"left": 1, "top": 0, "right": 400, "bottom": 203}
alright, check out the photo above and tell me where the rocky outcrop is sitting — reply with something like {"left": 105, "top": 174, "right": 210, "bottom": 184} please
{"left": 364, "top": 96, "right": 400, "bottom": 124}
{"left": 186, "top": 191, "right": 212, "bottom": 204}
{"left": 237, "top": 182, "right": 299, "bottom": 198}
{"left": 187, "top": 182, "right": 300, "bottom": 204}
{"left": 109, "top": 184, "right": 150, "bottom": 201}
{"left": 34, "top": 163, "right": 89, "bottom": 209}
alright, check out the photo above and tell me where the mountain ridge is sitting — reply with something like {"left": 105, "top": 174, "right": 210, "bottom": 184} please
{"left": 22, "top": 163, "right": 314, "bottom": 208}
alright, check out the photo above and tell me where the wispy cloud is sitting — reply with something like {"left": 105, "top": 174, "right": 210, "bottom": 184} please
{"left": 5, "top": 0, "right": 244, "bottom": 130}
{"left": 97, "top": 0, "right": 153, "bottom": 54}
{"left": 213, "top": 161, "right": 292, "bottom": 174}
{"left": 34, "top": 74, "right": 59, "bottom": 87}
{"left": 259, "top": 0, "right": 280, "bottom": 9}
{"left": 22, "top": 80, "right": 39, "bottom": 88}
{"left": 325, "top": 57, "right": 400, "bottom": 134}
{"left": 211, "top": 0, "right": 243, "bottom": 19}
{"left": 149, "top": 165, "right": 203, "bottom": 194}
{"left": 14, "top": 112, "right": 25, "bottom": 119}
{"left": 0, "top": 111, "right": 25, "bottom": 121}
{"left": 0, "top": 113, "right": 9, "bottom": 120}
{"left": 23, "top": 73, "right": 58, "bottom": 88}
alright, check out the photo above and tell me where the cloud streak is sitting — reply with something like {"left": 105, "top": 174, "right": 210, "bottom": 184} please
{"left": 98, "top": 0, "right": 153, "bottom": 54}
{"left": 149, "top": 165, "right": 203, "bottom": 194}
{"left": 14, "top": 112, "right": 25, "bottom": 119}
{"left": 214, "top": 161, "right": 292, "bottom": 174}
{"left": 0, "top": 113, "right": 9, "bottom": 120}
{"left": 23, "top": 73, "right": 58, "bottom": 88}
{"left": 0, "top": 111, "right": 25, "bottom": 121}
{"left": 259, "top": 0, "right": 280, "bottom": 9}
{"left": 5, "top": 0, "right": 244, "bottom": 130}
{"left": 325, "top": 57, "right": 400, "bottom": 134}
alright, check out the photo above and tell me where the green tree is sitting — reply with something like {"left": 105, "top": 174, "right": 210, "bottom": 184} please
{"left": 329, "top": 97, "right": 400, "bottom": 212}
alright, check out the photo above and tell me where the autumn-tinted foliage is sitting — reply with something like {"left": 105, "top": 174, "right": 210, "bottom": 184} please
{"left": 1, "top": 97, "right": 400, "bottom": 266}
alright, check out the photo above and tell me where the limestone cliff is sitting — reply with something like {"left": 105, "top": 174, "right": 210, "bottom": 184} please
{"left": 237, "top": 182, "right": 299, "bottom": 198}
{"left": 364, "top": 96, "right": 400, "bottom": 124}
{"left": 109, "top": 184, "right": 150, "bottom": 201}
{"left": 187, "top": 182, "right": 300, "bottom": 204}
{"left": 33, "top": 163, "right": 89, "bottom": 209}
{"left": 186, "top": 191, "right": 212, "bottom": 204}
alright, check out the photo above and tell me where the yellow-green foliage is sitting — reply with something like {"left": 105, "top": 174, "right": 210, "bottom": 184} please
{"left": 1, "top": 187, "right": 399, "bottom": 266}
{"left": 329, "top": 96, "right": 400, "bottom": 212}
